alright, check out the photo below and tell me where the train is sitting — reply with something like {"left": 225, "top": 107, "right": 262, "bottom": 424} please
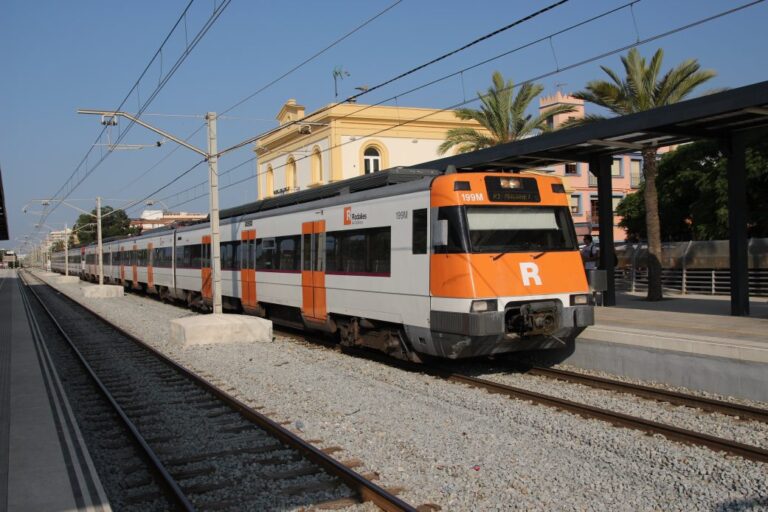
{"left": 51, "top": 168, "right": 594, "bottom": 362}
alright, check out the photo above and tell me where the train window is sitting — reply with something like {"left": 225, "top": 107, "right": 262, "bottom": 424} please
{"left": 302, "top": 233, "right": 312, "bottom": 270}
{"left": 434, "top": 207, "right": 470, "bottom": 254}
{"left": 325, "top": 227, "right": 390, "bottom": 275}
{"left": 104, "top": 253, "right": 111, "bottom": 265}
{"left": 221, "top": 241, "right": 240, "bottom": 270}
{"left": 278, "top": 236, "right": 300, "bottom": 271}
{"left": 325, "top": 234, "right": 338, "bottom": 272}
{"left": 412, "top": 208, "right": 427, "bottom": 254}
{"left": 466, "top": 206, "right": 577, "bottom": 253}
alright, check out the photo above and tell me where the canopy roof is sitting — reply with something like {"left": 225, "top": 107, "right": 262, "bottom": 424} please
{"left": 413, "top": 80, "right": 768, "bottom": 171}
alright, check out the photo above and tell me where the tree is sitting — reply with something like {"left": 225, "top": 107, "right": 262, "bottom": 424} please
{"left": 71, "top": 206, "right": 139, "bottom": 245}
{"left": 51, "top": 240, "right": 65, "bottom": 253}
{"left": 617, "top": 139, "right": 768, "bottom": 241}
{"left": 438, "top": 71, "right": 575, "bottom": 155}
{"left": 570, "top": 48, "right": 716, "bottom": 300}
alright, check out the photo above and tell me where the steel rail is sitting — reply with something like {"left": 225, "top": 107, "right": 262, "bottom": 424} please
{"left": 526, "top": 366, "right": 768, "bottom": 423}
{"left": 18, "top": 271, "right": 196, "bottom": 511}
{"left": 23, "top": 271, "right": 417, "bottom": 512}
{"left": 323, "top": 344, "right": 768, "bottom": 464}
{"left": 439, "top": 372, "right": 768, "bottom": 464}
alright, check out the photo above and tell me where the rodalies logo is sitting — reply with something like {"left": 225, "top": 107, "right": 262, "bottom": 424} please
{"left": 343, "top": 206, "right": 367, "bottom": 225}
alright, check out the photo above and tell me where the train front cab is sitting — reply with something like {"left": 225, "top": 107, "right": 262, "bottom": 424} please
{"left": 423, "top": 172, "right": 594, "bottom": 359}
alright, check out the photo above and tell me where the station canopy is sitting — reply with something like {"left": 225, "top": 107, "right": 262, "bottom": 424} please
{"left": 413, "top": 80, "right": 768, "bottom": 172}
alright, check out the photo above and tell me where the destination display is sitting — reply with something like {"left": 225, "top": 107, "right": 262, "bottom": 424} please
{"left": 484, "top": 176, "right": 541, "bottom": 202}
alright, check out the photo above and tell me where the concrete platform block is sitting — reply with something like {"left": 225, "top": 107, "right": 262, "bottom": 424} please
{"left": 170, "top": 314, "right": 273, "bottom": 346}
{"left": 53, "top": 276, "right": 80, "bottom": 284}
{"left": 82, "top": 285, "right": 124, "bottom": 298}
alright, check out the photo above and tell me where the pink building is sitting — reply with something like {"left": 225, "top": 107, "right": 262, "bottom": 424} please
{"left": 539, "top": 92, "right": 644, "bottom": 242}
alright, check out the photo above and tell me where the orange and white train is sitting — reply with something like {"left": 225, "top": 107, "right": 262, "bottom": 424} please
{"left": 51, "top": 168, "right": 594, "bottom": 361}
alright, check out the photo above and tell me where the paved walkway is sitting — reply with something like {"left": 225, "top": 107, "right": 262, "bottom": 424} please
{"left": 568, "top": 291, "right": 768, "bottom": 401}
{"left": 0, "top": 269, "right": 110, "bottom": 511}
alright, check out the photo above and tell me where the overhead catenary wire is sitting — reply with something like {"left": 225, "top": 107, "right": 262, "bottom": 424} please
{"left": 116, "top": 0, "right": 574, "bottom": 215}
{"left": 216, "top": 0, "right": 574, "bottom": 156}
{"left": 35, "top": 0, "right": 231, "bottom": 237}
{"left": 164, "top": 0, "right": 764, "bottom": 210}
{"left": 157, "top": 0, "right": 639, "bottom": 207}
{"left": 112, "top": 1, "right": 403, "bottom": 209}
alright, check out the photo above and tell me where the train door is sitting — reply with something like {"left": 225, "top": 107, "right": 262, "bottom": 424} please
{"left": 201, "top": 235, "right": 212, "bottom": 302}
{"left": 132, "top": 244, "right": 138, "bottom": 288}
{"left": 147, "top": 242, "right": 154, "bottom": 291}
{"left": 119, "top": 246, "right": 125, "bottom": 283}
{"left": 301, "top": 221, "right": 326, "bottom": 322}
{"left": 240, "top": 230, "right": 257, "bottom": 311}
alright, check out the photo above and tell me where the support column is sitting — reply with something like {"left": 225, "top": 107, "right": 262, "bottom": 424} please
{"left": 726, "top": 134, "right": 749, "bottom": 316}
{"left": 590, "top": 154, "right": 616, "bottom": 306}
{"left": 96, "top": 196, "right": 103, "bottom": 286}
{"left": 207, "top": 112, "right": 223, "bottom": 315}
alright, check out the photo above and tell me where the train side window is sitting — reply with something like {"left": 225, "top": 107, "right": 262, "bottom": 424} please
{"left": 412, "top": 208, "right": 427, "bottom": 254}
{"left": 278, "top": 235, "right": 300, "bottom": 271}
{"left": 325, "top": 233, "right": 338, "bottom": 272}
{"left": 302, "top": 233, "right": 312, "bottom": 270}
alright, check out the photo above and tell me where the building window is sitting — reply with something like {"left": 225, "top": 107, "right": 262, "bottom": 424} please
{"left": 266, "top": 165, "right": 274, "bottom": 197}
{"left": 286, "top": 157, "right": 296, "bottom": 190}
{"left": 630, "top": 158, "right": 642, "bottom": 188}
{"left": 311, "top": 148, "right": 322, "bottom": 184}
{"left": 363, "top": 147, "right": 381, "bottom": 174}
{"left": 612, "top": 195, "right": 624, "bottom": 214}
{"left": 588, "top": 172, "right": 597, "bottom": 187}
{"left": 565, "top": 163, "right": 579, "bottom": 175}
{"left": 570, "top": 194, "right": 582, "bottom": 215}
{"left": 611, "top": 157, "right": 623, "bottom": 177}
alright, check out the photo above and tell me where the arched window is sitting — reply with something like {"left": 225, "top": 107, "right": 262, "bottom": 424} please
{"left": 311, "top": 148, "right": 322, "bottom": 184}
{"left": 286, "top": 157, "right": 297, "bottom": 191}
{"left": 363, "top": 147, "right": 381, "bottom": 174}
{"left": 265, "top": 165, "right": 274, "bottom": 198}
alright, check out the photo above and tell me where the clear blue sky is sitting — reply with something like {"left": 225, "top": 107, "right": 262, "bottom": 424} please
{"left": 2, "top": 0, "right": 766, "bottom": 251}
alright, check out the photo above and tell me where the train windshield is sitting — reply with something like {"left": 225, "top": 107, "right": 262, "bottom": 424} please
{"left": 465, "top": 206, "right": 577, "bottom": 253}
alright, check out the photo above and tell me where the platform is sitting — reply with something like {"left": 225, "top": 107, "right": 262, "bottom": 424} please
{"left": 0, "top": 269, "right": 111, "bottom": 511}
{"left": 566, "top": 292, "right": 768, "bottom": 402}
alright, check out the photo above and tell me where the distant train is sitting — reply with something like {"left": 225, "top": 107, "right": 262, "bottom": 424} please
{"left": 51, "top": 168, "right": 594, "bottom": 361}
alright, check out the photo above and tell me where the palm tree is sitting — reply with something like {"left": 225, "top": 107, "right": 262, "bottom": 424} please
{"left": 438, "top": 71, "right": 575, "bottom": 155}
{"left": 571, "top": 48, "right": 715, "bottom": 301}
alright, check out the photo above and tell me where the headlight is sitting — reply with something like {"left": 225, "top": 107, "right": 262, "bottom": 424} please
{"left": 570, "top": 294, "right": 592, "bottom": 306}
{"left": 471, "top": 299, "right": 498, "bottom": 312}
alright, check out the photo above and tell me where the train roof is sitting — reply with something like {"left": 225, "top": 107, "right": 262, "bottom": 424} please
{"left": 219, "top": 168, "right": 441, "bottom": 220}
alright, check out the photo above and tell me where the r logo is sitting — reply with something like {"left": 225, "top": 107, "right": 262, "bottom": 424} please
{"left": 519, "top": 262, "right": 542, "bottom": 286}
{"left": 344, "top": 207, "right": 352, "bottom": 225}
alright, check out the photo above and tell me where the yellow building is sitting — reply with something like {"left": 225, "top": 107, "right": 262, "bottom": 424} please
{"left": 255, "top": 99, "right": 484, "bottom": 199}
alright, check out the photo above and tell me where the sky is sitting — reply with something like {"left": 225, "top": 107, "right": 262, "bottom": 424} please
{"left": 1, "top": 0, "right": 767, "bottom": 252}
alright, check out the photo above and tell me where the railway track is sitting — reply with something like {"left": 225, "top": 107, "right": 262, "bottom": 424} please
{"left": 524, "top": 366, "right": 768, "bottom": 423}
{"left": 20, "top": 271, "right": 418, "bottom": 512}
{"left": 315, "top": 344, "right": 768, "bottom": 464}
{"left": 436, "top": 369, "right": 768, "bottom": 464}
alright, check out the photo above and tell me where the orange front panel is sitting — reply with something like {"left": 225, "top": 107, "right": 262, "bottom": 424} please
{"left": 430, "top": 251, "right": 589, "bottom": 298}
{"left": 147, "top": 243, "right": 154, "bottom": 289}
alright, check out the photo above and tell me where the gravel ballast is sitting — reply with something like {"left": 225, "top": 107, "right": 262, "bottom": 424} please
{"left": 34, "top": 272, "right": 768, "bottom": 511}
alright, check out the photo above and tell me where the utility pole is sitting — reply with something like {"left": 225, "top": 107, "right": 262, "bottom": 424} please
{"left": 79, "top": 109, "right": 227, "bottom": 314}
{"left": 64, "top": 223, "right": 69, "bottom": 277}
{"left": 207, "top": 112, "right": 223, "bottom": 314}
{"left": 96, "top": 196, "right": 104, "bottom": 285}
